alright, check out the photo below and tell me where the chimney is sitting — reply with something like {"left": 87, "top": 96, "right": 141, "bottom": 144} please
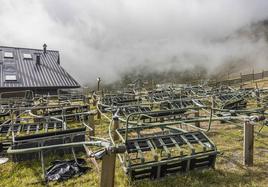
{"left": 43, "top": 43, "right": 47, "bottom": 54}
{"left": 57, "top": 55, "right": 60, "bottom": 64}
{"left": 35, "top": 53, "right": 41, "bottom": 65}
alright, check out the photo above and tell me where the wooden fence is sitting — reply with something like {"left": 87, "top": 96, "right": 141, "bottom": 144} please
{"left": 213, "top": 70, "right": 268, "bottom": 86}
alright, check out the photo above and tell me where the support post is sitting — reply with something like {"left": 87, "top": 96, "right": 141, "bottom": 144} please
{"left": 195, "top": 109, "right": 200, "bottom": 127}
{"left": 93, "top": 95, "right": 97, "bottom": 106}
{"left": 97, "top": 107, "right": 101, "bottom": 119}
{"left": 211, "top": 96, "right": 215, "bottom": 114}
{"left": 40, "top": 150, "right": 46, "bottom": 182}
{"left": 113, "top": 117, "right": 119, "bottom": 141}
{"left": 89, "top": 114, "right": 95, "bottom": 136}
{"left": 256, "top": 87, "right": 261, "bottom": 107}
{"left": 100, "top": 145, "right": 126, "bottom": 187}
{"left": 39, "top": 141, "right": 46, "bottom": 182}
{"left": 97, "top": 77, "right": 101, "bottom": 92}
{"left": 244, "top": 120, "right": 254, "bottom": 166}
{"left": 85, "top": 96, "right": 89, "bottom": 104}
{"left": 100, "top": 153, "right": 116, "bottom": 187}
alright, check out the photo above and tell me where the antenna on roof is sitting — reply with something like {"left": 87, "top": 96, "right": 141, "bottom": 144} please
{"left": 43, "top": 43, "right": 47, "bottom": 54}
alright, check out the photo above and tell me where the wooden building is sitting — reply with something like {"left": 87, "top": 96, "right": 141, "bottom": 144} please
{"left": 0, "top": 45, "right": 80, "bottom": 95}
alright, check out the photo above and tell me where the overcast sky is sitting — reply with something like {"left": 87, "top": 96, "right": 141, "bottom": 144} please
{"left": 1, "top": 0, "right": 268, "bottom": 85}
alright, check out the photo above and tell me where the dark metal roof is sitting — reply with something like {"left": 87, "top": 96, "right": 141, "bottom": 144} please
{"left": 0, "top": 46, "right": 80, "bottom": 89}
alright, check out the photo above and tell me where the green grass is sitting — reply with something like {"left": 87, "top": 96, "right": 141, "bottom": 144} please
{"left": 1, "top": 118, "right": 268, "bottom": 186}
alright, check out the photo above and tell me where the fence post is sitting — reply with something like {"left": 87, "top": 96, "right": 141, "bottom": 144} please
{"left": 244, "top": 120, "right": 254, "bottom": 166}
{"left": 252, "top": 69, "right": 254, "bottom": 82}
{"left": 227, "top": 72, "right": 230, "bottom": 86}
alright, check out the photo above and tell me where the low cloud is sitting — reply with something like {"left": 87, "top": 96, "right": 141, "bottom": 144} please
{"left": 0, "top": 0, "right": 268, "bottom": 85}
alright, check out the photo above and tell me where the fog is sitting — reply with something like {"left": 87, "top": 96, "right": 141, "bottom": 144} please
{"left": 1, "top": 0, "right": 268, "bottom": 85}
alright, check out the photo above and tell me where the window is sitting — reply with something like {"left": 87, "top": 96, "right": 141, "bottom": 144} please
{"left": 3, "top": 62, "right": 17, "bottom": 82}
{"left": 3, "top": 62, "right": 16, "bottom": 72}
{"left": 5, "top": 75, "right": 17, "bottom": 81}
{"left": 4, "top": 52, "right": 13, "bottom": 58}
{"left": 23, "top": 53, "right": 32, "bottom": 59}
